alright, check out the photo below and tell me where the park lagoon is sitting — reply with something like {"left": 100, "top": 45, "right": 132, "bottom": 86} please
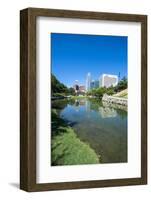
{"left": 51, "top": 97, "right": 127, "bottom": 166}
{"left": 51, "top": 33, "right": 128, "bottom": 166}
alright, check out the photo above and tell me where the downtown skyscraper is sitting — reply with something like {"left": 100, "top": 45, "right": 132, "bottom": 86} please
{"left": 86, "top": 72, "right": 91, "bottom": 91}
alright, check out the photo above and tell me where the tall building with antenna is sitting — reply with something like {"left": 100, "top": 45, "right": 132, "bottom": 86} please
{"left": 118, "top": 72, "right": 121, "bottom": 81}
{"left": 86, "top": 72, "right": 91, "bottom": 91}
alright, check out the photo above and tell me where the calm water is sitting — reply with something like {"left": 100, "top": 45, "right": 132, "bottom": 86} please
{"left": 52, "top": 98, "right": 127, "bottom": 163}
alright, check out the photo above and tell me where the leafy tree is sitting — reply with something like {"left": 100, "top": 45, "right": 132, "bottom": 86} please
{"left": 51, "top": 73, "right": 75, "bottom": 96}
{"left": 114, "top": 77, "right": 127, "bottom": 92}
{"left": 106, "top": 86, "right": 115, "bottom": 95}
{"left": 96, "top": 87, "right": 107, "bottom": 98}
{"left": 86, "top": 76, "right": 127, "bottom": 98}
{"left": 51, "top": 73, "right": 68, "bottom": 95}
{"left": 87, "top": 87, "right": 107, "bottom": 98}
{"left": 68, "top": 87, "right": 76, "bottom": 95}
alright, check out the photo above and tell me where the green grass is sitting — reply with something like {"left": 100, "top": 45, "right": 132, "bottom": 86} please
{"left": 70, "top": 95, "right": 86, "bottom": 99}
{"left": 113, "top": 89, "right": 128, "bottom": 99}
{"left": 51, "top": 127, "right": 100, "bottom": 166}
{"left": 119, "top": 93, "right": 127, "bottom": 98}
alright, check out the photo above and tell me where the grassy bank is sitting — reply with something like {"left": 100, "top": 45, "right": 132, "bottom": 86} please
{"left": 70, "top": 95, "right": 86, "bottom": 99}
{"left": 51, "top": 109, "right": 100, "bottom": 166}
{"left": 51, "top": 127, "right": 100, "bottom": 165}
{"left": 113, "top": 89, "right": 128, "bottom": 99}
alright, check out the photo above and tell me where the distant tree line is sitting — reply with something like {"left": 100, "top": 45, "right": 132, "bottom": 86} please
{"left": 51, "top": 74, "right": 75, "bottom": 97}
{"left": 87, "top": 77, "right": 127, "bottom": 98}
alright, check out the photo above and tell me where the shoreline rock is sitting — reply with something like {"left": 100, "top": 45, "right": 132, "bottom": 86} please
{"left": 102, "top": 94, "right": 127, "bottom": 107}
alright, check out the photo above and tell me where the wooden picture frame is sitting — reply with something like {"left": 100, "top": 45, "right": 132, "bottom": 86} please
{"left": 20, "top": 7, "right": 147, "bottom": 192}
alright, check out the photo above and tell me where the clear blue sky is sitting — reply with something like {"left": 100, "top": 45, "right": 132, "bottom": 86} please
{"left": 51, "top": 33, "right": 127, "bottom": 87}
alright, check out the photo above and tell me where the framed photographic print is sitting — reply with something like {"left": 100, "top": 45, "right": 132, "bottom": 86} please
{"left": 20, "top": 8, "right": 147, "bottom": 191}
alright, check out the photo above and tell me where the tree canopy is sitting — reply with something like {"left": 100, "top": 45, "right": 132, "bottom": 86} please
{"left": 114, "top": 77, "right": 127, "bottom": 92}
{"left": 86, "top": 77, "right": 127, "bottom": 98}
{"left": 51, "top": 74, "right": 75, "bottom": 96}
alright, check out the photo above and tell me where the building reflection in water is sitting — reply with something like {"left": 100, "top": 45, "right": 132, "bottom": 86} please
{"left": 73, "top": 99, "right": 86, "bottom": 112}
{"left": 73, "top": 100, "right": 80, "bottom": 112}
{"left": 74, "top": 99, "right": 91, "bottom": 117}
{"left": 99, "top": 101, "right": 117, "bottom": 118}
{"left": 99, "top": 106, "right": 117, "bottom": 118}
{"left": 73, "top": 98, "right": 118, "bottom": 118}
{"left": 85, "top": 100, "right": 90, "bottom": 112}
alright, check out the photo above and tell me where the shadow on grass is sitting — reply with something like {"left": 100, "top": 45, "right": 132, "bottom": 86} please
{"left": 51, "top": 109, "right": 68, "bottom": 137}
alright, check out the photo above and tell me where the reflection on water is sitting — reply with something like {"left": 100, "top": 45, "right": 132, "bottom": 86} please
{"left": 99, "top": 107, "right": 117, "bottom": 118}
{"left": 52, "top": 98, "right": 127, "bottom": 163}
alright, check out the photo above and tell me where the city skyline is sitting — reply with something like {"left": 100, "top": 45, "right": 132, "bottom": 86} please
{"left": 51, "top": 33, "right": 127, "bottom": 87}
{"left": 74, "top": 72, "right": 119, "bottom": 92}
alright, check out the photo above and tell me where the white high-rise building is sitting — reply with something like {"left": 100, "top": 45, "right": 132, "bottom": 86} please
{"left": 99, "top": 74, "right": 118, "bottom": 88}
{"left": 86, "top": 72, "right": 91, "bottom": 91}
